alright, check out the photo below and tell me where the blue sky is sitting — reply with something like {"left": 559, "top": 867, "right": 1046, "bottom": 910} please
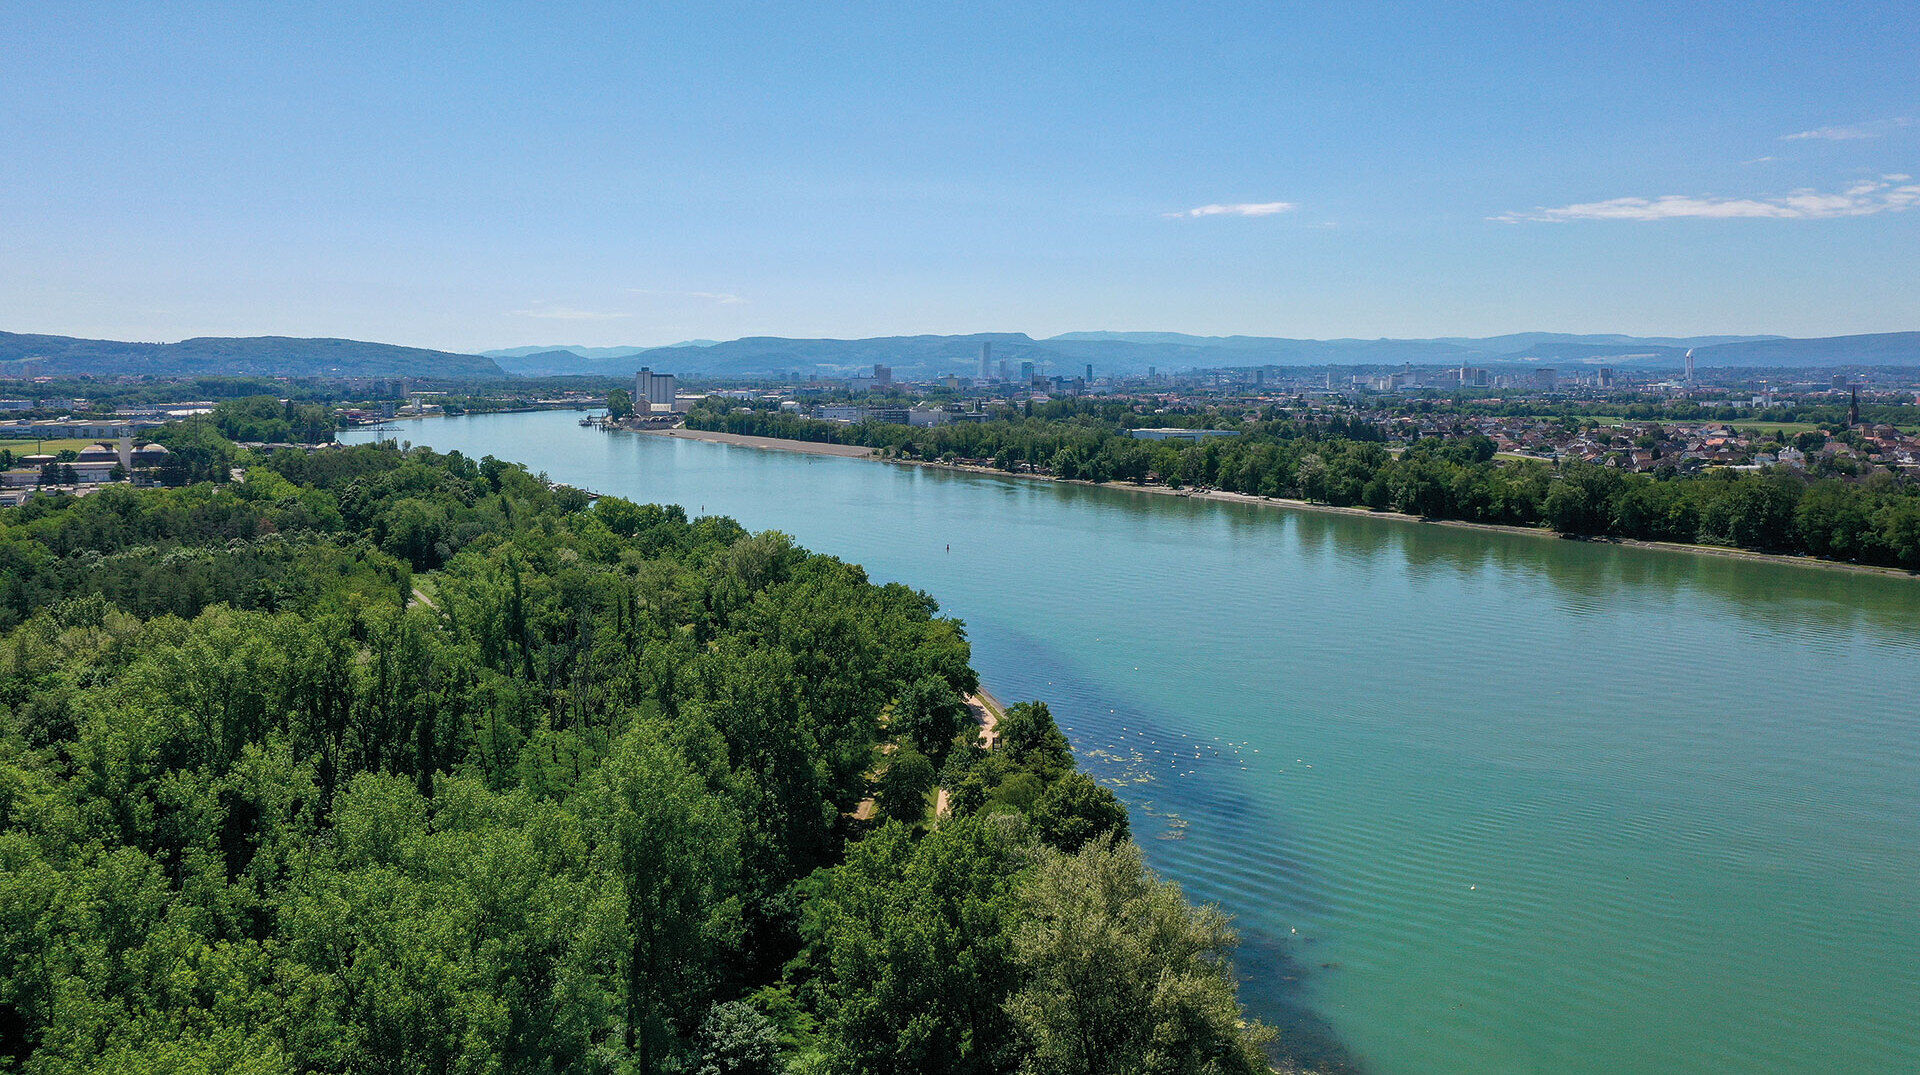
{"left": 3, "top": 1, "right": 1917, "bottom": 351}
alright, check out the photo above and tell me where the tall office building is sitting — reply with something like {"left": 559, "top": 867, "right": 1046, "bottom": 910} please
{"left": 1020, "top": 360, "right": 1036, "bottom": 384}
{"left": 635, "top": 368, "right": 676, "bottom": 414}
{"left": 1683, "top": 349, "right": 1696, "bottom": 384}
{"left": 979, "top": 342, "right": 992, "bottom": 379}
{"left": 874, "top": 364, "right": 892, "bottom": 387}
{"left": 1084, "top": 363, "right": 1093, "bottom": 383}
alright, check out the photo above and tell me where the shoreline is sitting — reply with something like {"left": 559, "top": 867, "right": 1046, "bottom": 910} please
{"left": 969, "top": 688, "right": 1004, "bottom": 750}
{"left": 632, "top": 423, "right": 1919, "bottom": 582}
{"left": 936, "top": 689, "right": 1006, "bottom": 819}
{"left": 636, "top": 426, "right": 876, "bottom": 457}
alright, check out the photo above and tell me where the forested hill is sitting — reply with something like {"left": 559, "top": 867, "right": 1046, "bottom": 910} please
{"left": 1688, "top": 331, "right": 1920, "bottom": 367}
{"left": 0, "top": 331, "right": 506, "bottom": 379}
{"left": 0, "top": 440, "right": 1294, "bottom": 1074}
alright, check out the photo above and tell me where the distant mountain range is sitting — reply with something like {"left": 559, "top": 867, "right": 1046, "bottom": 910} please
{"left": 481, "top": 342, "right": 720, "bottom": 376}
{"left": 7, "top": 328, "right": 1918, "bottom": 383}
{"left": 481, "top": 342, "right": 720, "bottom": 360}
{"left": 0, "top": 332, "right": 505, "bottom": 380}
{"left": 493, "top": 330, "right": 1920, "bottom": 378}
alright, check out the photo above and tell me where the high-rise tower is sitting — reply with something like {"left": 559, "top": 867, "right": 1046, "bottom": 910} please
{"left": 979, "top": 341, "right": 992, "bottom": 380}
{"left": 1683, "top": 349, "right": 1696, "bottom": 385}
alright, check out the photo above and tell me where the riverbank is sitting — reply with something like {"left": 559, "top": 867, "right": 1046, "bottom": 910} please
{"left": 934, "top": 689, "right": 1006, "bottom": 820}
{"left": 645, "top": 424, "right": 1918, "bottom": 581}
{"left": 969, "top": 688, "right": 1004, "bottom": 749}
{"left": 955, "top": 464, "right": 1920, "bottom": 580}
{"left": 639, "top": 426, "right": 877, "bottom": 457}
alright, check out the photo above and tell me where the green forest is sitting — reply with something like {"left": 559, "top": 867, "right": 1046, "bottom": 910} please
{"left": 685, "top": 402, "right": 1920, "bottom": 569}
{"left": 0, "top": 440, "right": 1280, "bottom": 1074}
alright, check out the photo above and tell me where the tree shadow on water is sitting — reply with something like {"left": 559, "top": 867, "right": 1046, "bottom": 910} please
{"left": 975, "top": 631, "right": 1367, "bottom": 1073}
{"left": 1234, "top": 926, "right": 1367, "bottom": 1074}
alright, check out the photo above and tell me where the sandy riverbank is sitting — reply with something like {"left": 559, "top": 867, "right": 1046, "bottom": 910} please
{"left": 637, "top": 426, "right": 876, "bottom": 457}
{"left": 968, "top": 689, "right": 1004, "bottom": 750}
{"left": 643, "top": 424, "right": 1918, "bottom": 581}
{"left": 934, "top": 689, "right": 1006, "bottom": 819}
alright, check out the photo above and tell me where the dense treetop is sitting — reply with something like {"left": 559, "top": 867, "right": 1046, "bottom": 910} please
{"left": 0, "top": 438, "right": 1283, "bottom": 1074}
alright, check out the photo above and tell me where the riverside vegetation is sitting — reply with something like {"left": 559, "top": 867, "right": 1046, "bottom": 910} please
{"left": 0, "top": 432, "right": 1282, "bottom": 1074}
{"left": 685, "top": 399, "right": 1920, "bottom": 569}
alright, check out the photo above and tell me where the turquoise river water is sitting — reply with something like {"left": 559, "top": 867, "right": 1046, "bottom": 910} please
{"left": 344, "top": 412, "right": 1920, "bottom": 1074}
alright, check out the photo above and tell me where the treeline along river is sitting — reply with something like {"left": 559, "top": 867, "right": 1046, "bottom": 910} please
{"left": 345, "top": 411, "right": 1920, "bottom": 1074}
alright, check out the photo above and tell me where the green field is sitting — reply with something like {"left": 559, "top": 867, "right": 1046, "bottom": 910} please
{"left": 1717, "top": 420, "right": 1823, "bottom": 435}
{"left": 0, "top": 437, "right": 109, "bottom": 456}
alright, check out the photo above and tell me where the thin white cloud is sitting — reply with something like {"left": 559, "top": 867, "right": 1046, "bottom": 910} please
{"left": 1784, "top": 125, "right": 1879, "bottom": 141}
{"left": 1167, "top": 201, "right": 1298, "bottom": 219}
{"left": 1739, "top": 155, "right": 1776, "bottom": 165}
{"left": 1780, "top": 117, "right": 1914, "bottom": 141}
{"left": 1492, "top": 179, "right": 1920, "bottom": 222}
{"left": 627, "top": 288, "right": 745, "bottom": 305}
{"left": 509, "top": 306, "right": 633, "bottom": 321}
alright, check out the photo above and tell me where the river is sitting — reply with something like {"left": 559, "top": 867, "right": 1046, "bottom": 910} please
{"left": 343, "top": 411, "right": 1920, "bottom": 1074}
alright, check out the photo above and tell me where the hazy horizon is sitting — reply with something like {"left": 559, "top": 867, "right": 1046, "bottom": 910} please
{"left": 5, "top": 324, "right": 1894, "bottom": 357}
{"left": 5, "top": 3, "right": 1917, "bottom": 351}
